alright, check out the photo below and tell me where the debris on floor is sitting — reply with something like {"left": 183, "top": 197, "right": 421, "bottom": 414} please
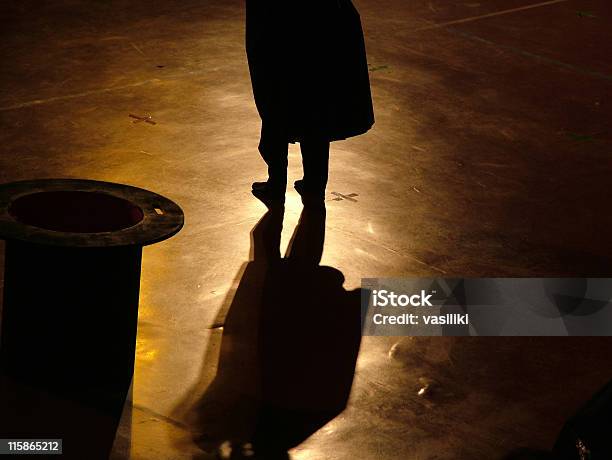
{"left": 368, "top": 64, "right": 389, "bottom": 72}
{"left": 566, "top": 132, "right": 598, "bottom": 142}
{"left": 129, "top": 114, "right": 156, "bottom": 125}
{"left": 417, "top": 377, "right": 436, "bottom": 398}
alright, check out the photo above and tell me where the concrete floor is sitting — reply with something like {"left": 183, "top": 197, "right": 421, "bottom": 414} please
{"left": 1, "top": 0, "right": 612, "bottom": 458}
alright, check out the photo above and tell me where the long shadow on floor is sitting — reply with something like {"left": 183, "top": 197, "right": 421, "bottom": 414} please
{"left": 182, "top": 204, "right": 363, "bottom": 459}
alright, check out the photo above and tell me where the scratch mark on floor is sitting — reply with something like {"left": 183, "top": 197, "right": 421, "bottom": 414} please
{"left": 415, "top": 0, "right": 570, "bottom": 31}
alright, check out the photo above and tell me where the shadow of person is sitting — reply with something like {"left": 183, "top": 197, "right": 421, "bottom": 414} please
{"left": 185, "top": 204, "right": 363, "bottom": 459}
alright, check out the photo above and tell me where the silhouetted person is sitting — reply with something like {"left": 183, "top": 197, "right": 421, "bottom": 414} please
{"left": 502, "top": 380, "right": 612, "bottom": 460}
{"left": 247, "top": 1, "right": 374, "bottom": 205}
{"left": 184, "top": 203, "right": 363, "bottom": 458}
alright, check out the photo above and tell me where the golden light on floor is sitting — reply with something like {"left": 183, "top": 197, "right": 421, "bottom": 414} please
{"left": 135, "top": 334, "right": 159, "bottom": 363}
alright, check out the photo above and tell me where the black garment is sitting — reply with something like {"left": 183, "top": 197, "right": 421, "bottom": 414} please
{"left": 246, "top": 0, "right": 374, "bottom": 143}
{"left": 553, "top": 380, "right": 612, "bottom": 459}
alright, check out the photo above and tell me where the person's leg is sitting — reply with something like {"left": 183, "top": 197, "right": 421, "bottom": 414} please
{"left": 297, "top": 138, "right": 330, "bottom": 200}
{"left": 255, "top": 121, "right": 288, "bottom": 193}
